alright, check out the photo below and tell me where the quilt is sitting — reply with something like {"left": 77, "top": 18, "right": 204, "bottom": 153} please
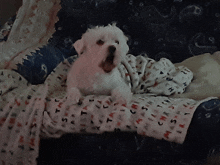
{"left": 0, "top": 53, "right": 214, "bottom": 165}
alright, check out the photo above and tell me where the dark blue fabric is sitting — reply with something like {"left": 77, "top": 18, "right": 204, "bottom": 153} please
{"left": 53, "top": 0, "right": 220, "bottom": 63}
{"left": 6, "top": 0, "right": 220, "bottom": 85}
{"left": 0, "top": 15, "right": 16, "bottom": 42}
{"left": 189, "top": 99, "right": 220, "bottom": 146}
{"left": 14, "top": 43, "right": 75, "bottom": 84}
{"left": 193, "top": 99, "right": 220, "bottom": 129}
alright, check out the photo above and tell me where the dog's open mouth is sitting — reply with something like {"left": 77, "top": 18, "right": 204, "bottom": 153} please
{"left": 99, "top": 53, "right": 116, "bottom": 73}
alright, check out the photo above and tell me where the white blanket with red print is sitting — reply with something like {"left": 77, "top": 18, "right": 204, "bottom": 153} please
{"left": 0, "top": 54, "right": 214, "bottom": 165}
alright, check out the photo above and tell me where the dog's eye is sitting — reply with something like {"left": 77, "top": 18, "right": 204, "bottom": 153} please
{"left": 96, "top": 40, "right": 104, "bottom": 45}
{"left": 115, "top": 40, "right": 119, "bottom": 44}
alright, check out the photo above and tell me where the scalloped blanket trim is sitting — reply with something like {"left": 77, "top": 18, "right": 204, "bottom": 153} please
{"left": 0, "top": 0, "right": 61, "bottom": 69}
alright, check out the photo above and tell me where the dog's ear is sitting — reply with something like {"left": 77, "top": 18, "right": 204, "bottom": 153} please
{"left": 111, "top": 22, "right": 117, "bottom": 27}
{"left": 122, "top": 36, "right": 129, "bottom": 53}
{"left": 124, "top": 35, "right": 129, "bottom": 41}
{"left": 123, "top": 44, "right": 129, "bottom": 54}
{"left": 73, "top": 39, "right": 85, "bottom": 55}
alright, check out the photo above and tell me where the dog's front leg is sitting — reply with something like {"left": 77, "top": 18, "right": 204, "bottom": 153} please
{"left": 111, "top": 85, "right": 132, "bottom": 105}
{"left": 66, "top": 87, "right": 82, "bottom": 105}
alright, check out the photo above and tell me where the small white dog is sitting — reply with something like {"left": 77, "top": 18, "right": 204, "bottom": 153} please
{"left": 66, "top": 24, "right": 132, "bottom": 104}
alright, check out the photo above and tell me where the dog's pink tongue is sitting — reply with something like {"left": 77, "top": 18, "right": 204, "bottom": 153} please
{"left": 99, "top": 61, "right": 116, "bottom": 73}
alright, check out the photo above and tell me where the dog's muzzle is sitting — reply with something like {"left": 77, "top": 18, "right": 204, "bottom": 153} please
{"left": 108, "top": 45, "right": 116, "bottom": 54}
{"left": 99, "top": 46, "right": 116, "bottom": 73}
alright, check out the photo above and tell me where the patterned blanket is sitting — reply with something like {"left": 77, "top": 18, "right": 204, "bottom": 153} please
{"left": 0, "top": 53, "right": 214, "bottom": 165}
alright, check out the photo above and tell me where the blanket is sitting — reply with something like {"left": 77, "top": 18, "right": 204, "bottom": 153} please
{"left": 0, "top": 53, "right": 214, "bottom": 165}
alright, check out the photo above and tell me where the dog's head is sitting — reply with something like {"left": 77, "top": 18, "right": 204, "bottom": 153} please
{"left": 73, "top": 23, "right": 129, "bottom": 73}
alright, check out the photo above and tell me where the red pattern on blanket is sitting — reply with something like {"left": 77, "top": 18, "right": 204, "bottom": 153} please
{"left": 0, "top": 54, "right": 215, "bottom": 164}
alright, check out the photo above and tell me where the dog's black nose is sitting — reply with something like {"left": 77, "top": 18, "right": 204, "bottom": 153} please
{"left": 108, "top": 46, "right": 116, "bottom": 54}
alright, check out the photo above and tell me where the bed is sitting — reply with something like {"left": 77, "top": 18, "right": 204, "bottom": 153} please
{"left": 1, "top": 0, "right": 220, "bottom": 164}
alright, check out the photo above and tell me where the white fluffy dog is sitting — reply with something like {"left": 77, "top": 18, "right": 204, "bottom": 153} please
{"left": 66, "top": 24, "right": 132, "bottom": 104}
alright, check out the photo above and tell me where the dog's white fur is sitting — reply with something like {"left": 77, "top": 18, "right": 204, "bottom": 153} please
{"left": 67, "top": 24, "right": 132, "bottom": 104}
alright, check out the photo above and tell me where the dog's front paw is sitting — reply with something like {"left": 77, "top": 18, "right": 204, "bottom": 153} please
{"left": 66, "top": 87, "right": 82, "bottom": 105}
{"left": 111, "top": 87, "right": 132, "bottom": 105}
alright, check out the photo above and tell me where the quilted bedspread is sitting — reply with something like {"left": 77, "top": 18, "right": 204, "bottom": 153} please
{"left": 0, "top": 53, "right": 214, "bottom": 165}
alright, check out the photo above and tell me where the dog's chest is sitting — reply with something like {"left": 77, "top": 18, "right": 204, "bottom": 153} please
{"left": 69, "top": 57, "right": 124, "bottom": 95}
{"left": 93, "top": 71, "right": 120, "bottom": 94}
{"left": 77, "top": 68, "right": 121, "bottom": 95}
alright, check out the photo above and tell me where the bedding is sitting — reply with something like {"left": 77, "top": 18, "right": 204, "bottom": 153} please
{"left": 0, "top": 0, "right": 61, "bottom": 69}
{"left": 0, "top": 52, "right": 214, "bottom": 164}
{"left": 1, "top": 0, "right": 220, "bottom": 165}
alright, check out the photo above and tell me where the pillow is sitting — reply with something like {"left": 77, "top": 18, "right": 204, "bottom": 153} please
{"left": 171, "top": 51, "right": 220, "bottom": 100}
{"left": 14, "top": 43, "right": 75, "bottom": 84}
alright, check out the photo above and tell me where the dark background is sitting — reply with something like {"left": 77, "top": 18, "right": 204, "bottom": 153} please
{"left": 1, "top": 0, "right": 220, "bottom": 85}
{"left": 52, "top": 0, "right": 220, "bottom": 63}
